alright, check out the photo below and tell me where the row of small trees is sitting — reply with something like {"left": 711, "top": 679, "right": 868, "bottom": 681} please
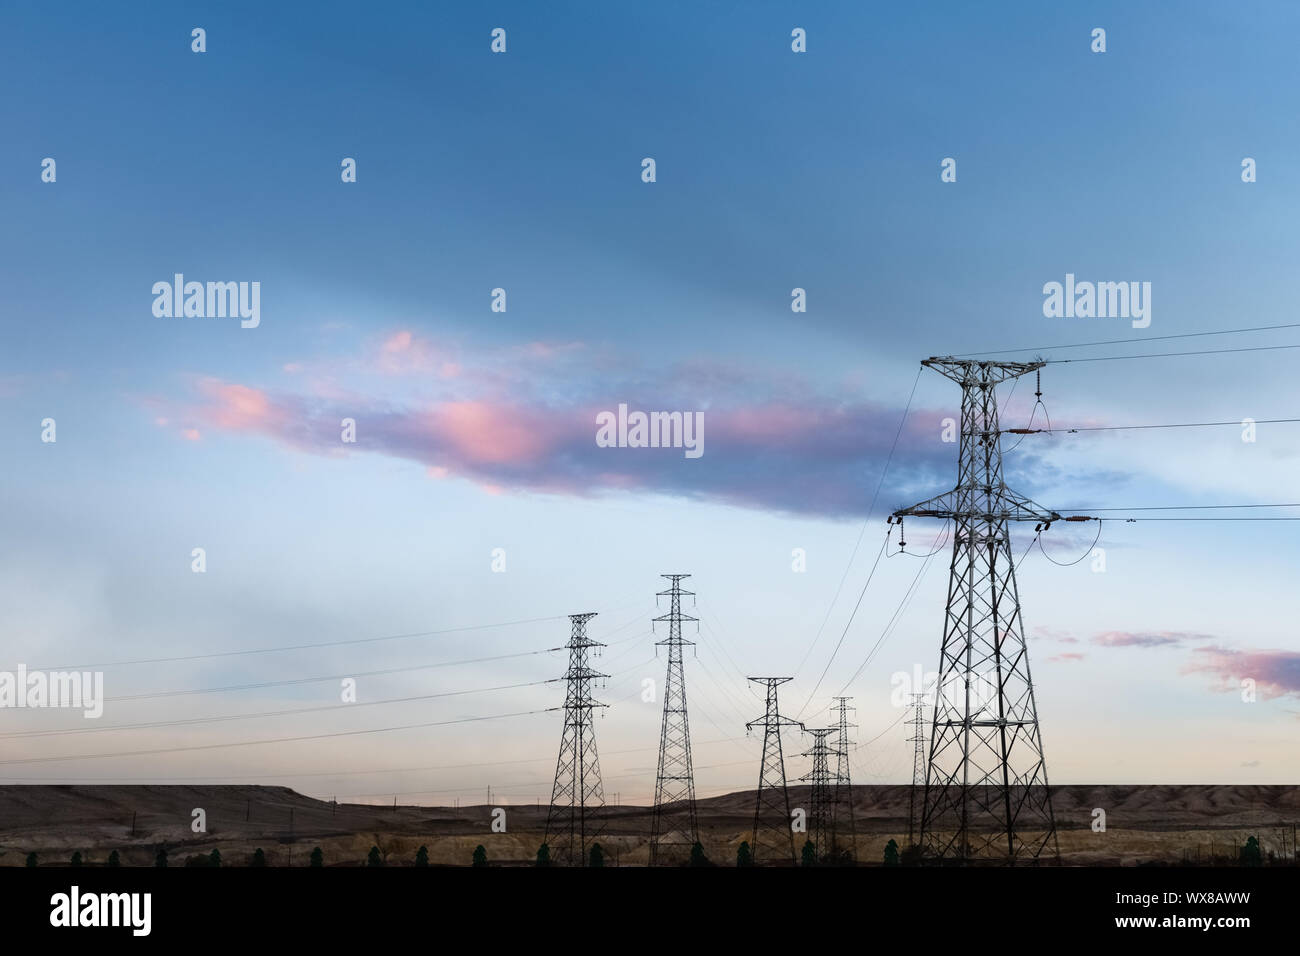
{"left": 27, "top": 835, "right": 1274, "bottom": 867}
{"left": 25, "top": 846, "right": 327, "bottom": 867}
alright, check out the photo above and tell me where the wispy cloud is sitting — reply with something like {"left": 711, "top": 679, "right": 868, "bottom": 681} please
{"left": 155, "top": 330, "right": 1086, "bottom": 518}
{"left": 1182, "top": 646, "right": 1300, "bottom": 700}
{"left": 1092, "top": 631, "right": 1209, "bottom": 648}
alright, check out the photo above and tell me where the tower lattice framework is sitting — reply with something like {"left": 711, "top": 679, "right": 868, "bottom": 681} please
{"left": 891, "top": 357, "right": 1061, "bottom": 865}
{"left": 829, "top": 697, "right": 857, "bottom": 861}
{"left": 907, "top": 692, "right": 926, "bottom": 849}
{"left": 544, "top": 612, "right": 607, "bottom": 866}
{"left": 798, "top": 727, "right": 842, "bottom": 863}
{"left": 746, "top": 677, "right": 801, "bottom": 865}
{"left": 649, "top": 574, "right": 699, "bottom": 866}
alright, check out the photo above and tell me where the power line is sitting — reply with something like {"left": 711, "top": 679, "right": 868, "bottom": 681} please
{"left": 0, "top": 734, "right": 757, "bottom": 783}
{"left": 0, "top": 679, "right": 558, "bottom": 740}
{"left": 1044, "top": 342, "right": 1300, "bottom": 364}
{"left": 0, "top": 709, "right": 555, "bottom": 767}
{"left": 26, "top": 614, "right": 571, "bottom": 671}
{"left": 957, "top": 321, "right": 1300, "bottom": 357}
{"left": 794, "top": 365, "right": 923, "bottom": 682}
{"left": 796, "top": 535, "right": 890, "bottom": 717}
{"left": 1008, "top": 417, "right": 1300, "bottom": 434}
{"left": 1063, "top": 503, "right": 1300, "bottom": 512}
{"left": 106, "top": 647, "right": 561, "bottom": 702}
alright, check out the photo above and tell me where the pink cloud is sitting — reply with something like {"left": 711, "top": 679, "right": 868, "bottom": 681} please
{"left": 1182, "top": 646, "right": 1300, "bottom": 700}
{"left": 1047, "top": 652, "right": 1085, "bottom": 663}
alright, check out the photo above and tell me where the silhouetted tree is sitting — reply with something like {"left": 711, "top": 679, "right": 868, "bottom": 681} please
{"left": 310, "top": 847, "right": 323, "bottom": 868}
{"left": 535, "top": 843, "right": 551, "bottom": 867}
{"left": 108, "top": 851, "right": 120, "bottom": 868}
{"left": 415, "top": 845, "right": 429, "bottom": 867}
{"left": 736, "top": 841, "right": 753, "bottom": 867}
{"left": 588, "top": 843, "right": 604, "bottom": 868}
{"left": 70, "top": 851, "right": 82, "bottom": 867}
{"left": 367, "top": 846, "right": 383, "bottom": 867}
{"left": 801, "top": 840, "right": 817, "bottom": 867}
{"left": 1241, "top": 836, "right": 1262, "bottom": 867}
{"left": 689, "top": 842, "right": 709, "bottom": 867}
{"left": 25, "top": 852, "right": 37, "bottom": 868}
{"left": 208, "top": 849, "right": 221, "bottom": 867}
{"left": 472, "top": 845, "right": 488, "bottom": 867}
{"left": 251, "top": 847, "right": 267, "bottom": 867}
{"left": 154, "top": 846, "right": 168, "bottom": 868}
{"left": 883, "top": 839, "right": 901, "bottom": 867}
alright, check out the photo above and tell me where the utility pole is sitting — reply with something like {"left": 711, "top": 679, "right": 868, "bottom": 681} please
{"left": 649, "top": 574, "right": 700, "bottom": 866}
{"left": 829, "top": 697, "right": 857, "bottom": 861}
{"left": 544, "top": 612, "right": 607, "bottom": 866}
{"left": 799, "top": 727, "right": 843, "bottom": 864}
{"left": 746, "top": 677, "right": 802, "bottom": 865}
{"left": 907, "top": 692, "right": 926, "bottom": 849}
{"left": 891, "top": 357, "right": 1069, "bottom": 865}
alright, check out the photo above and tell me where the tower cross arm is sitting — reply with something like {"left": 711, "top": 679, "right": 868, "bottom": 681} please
{"left": 891, "top": 485, "right": 1061, "bottom": 523}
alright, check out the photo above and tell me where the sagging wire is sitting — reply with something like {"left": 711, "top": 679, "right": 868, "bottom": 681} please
{"left": 1004, "top": 368, "right": 1052, "bottom": 454}
{"left": 1040, "top": 515, "right": 1102, "bottom": 567}
{"left": 885, "top": 515, "right": 951, "bottom": 558}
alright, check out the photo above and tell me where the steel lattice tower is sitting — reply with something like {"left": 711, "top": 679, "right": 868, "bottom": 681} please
{"left": 649, "top": 573, "right": 699, "bottom": 866}
{"left": 798, "top": 727, "right": 842, "bottom": 863}
{"left": 745, "top": 677, "right": 801, "bottom": 865}
{"left": 906, "top": 692, "right": 926, "bottom": 849}
{"left": 544, "top": 612, "right": 607, "bottom": 866}
{"left": 892, "top": 357, "right": 1061, "bottom": 865}
{"left": 829, "top": 697, "right": 857, "bottom": 861}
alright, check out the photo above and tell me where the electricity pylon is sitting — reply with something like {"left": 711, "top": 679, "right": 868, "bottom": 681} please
{"left": 891, "top": 357, "right": 1061, "bottom": 865}
{"left": 799, "top": 727, "right": 842, "bottom": 863}
{"left": 746, "top": 677, "right": 802, "bottom": 865}
{"left": 544, "top": 612, "right": 607, "bottom": 866}
{"left": 830, "top": 697, "right": 857, "bottom": 861}
{"left": 649, "top": 574, "right": 699, "bottom": 866}
{"left": 906, "top": 692, "right": 926, "bottom": 849}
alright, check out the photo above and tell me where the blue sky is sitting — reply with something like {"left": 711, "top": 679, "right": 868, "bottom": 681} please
{"left": 2, "top": 1, "right": 1300, "bottom": 804}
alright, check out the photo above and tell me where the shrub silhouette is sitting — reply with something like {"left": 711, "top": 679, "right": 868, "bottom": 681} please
{"left": 251, "top": 847, "right": 267, "bottom": 867}
{"left": 367, "top": 846, "right": 383, "bottom": 867}
{"left": 108, "top": 851, "right": 120, "bottom": 868}
{"left": 472, "top": 845, "right": 488, "bottom": 867}
{"left": 309, "top": 847, "right": 323, "bottom": 868}
{"left": 535, "top": 843, "right": 551, "bottom": 867}
{"left": 415, "top": 845, "right": 429, "bottom": 867}
{"left": 883, "top": 839, "right": 901, "bottom": 866}
{"left": 736, "top": 841, "right": 753, "bottom": 867}
{"left": 1241, "top": 836, "right": 1262, "bottom": 867}
{"left": 800, "top": 840, "right": 816, "bottom": 867}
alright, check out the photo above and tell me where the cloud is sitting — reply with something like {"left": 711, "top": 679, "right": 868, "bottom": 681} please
{"left": 1091, "top": 631, "right": 1208, "bottom": 648}
{"left": 1182, "top": 646, "right": 1300, "bottom": 700}
{"left": 163, "top": 332, "right": 1085, "bottom": 519}
{"left": 1046, "top": 652, "right": 1085, "bottom": 663}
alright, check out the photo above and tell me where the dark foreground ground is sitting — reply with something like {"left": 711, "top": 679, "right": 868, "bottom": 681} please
{"left": 2, "top": 784, "right": 1297, "bottom": 866}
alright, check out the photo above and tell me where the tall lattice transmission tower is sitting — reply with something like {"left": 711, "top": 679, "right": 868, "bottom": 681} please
{"left": 829, "top": 697, "right": 857, "bottom": 861}
{"left": 544, "top": 612, "right": 607, "bottom": 866}
{"left": 798, "top": 727, "right": 842, "bottom": 863}
{"left": 746, "top": 677, "right": 802, "bottom": 865}
{"left": 891, "top": 357, "right": 1062, "bottom": 865}
{"left": 906, "top": 692, "right": 926, "bottom": 849}
{"left": 649, "top": 573, "right": 699, "bottom": 866}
